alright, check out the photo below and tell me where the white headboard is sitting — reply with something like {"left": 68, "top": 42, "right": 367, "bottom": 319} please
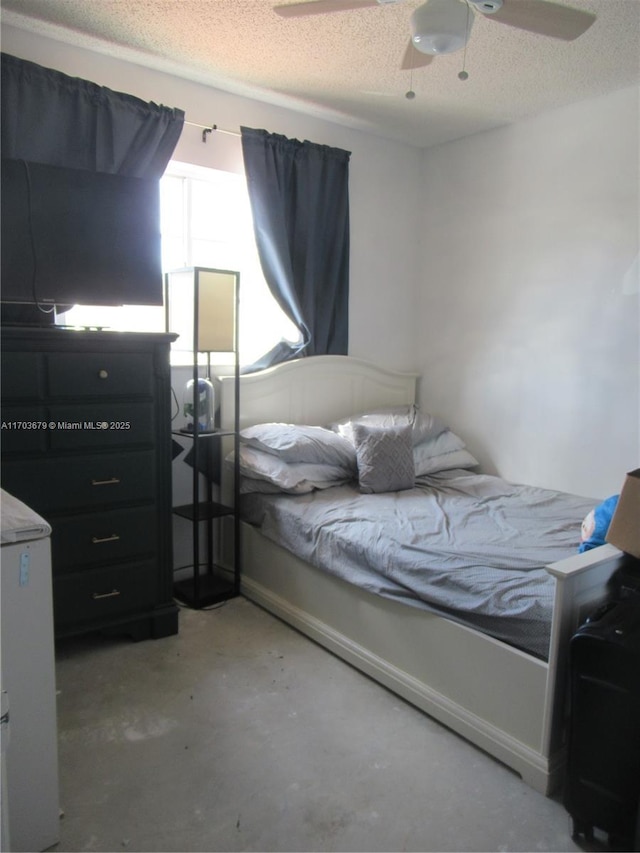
{"left": 220, "top": 355, "right": 418, "bottom": 430}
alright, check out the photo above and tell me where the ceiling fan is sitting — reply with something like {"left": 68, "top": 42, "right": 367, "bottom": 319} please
{"left": 273, "top": 0, "right": 597, "bottom": 70}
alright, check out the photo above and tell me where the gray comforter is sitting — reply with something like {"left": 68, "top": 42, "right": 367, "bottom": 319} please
{"left": 241, "top": 469, "right": 596, "bottom": 660}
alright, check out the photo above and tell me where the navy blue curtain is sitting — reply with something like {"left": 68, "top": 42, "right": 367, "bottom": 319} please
{"left": 1, "top": 53, "right": 184, "bottom": 177}
{"left": 241, "top": 126, "right": 350, "bottom": 370}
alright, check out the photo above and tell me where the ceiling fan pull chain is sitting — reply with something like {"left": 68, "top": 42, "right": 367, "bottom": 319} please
{"left": 406, "top": 62, "right": 416, "bottom": 100}
{"left": 404, "top": 45, "right": 416, "bottom": 101}
{"left": 458, "top": 1, "right": 472, "bottom": 80}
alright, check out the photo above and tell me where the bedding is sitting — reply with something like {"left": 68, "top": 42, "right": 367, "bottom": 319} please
{"left": 236, "top": 445, "right": 352, "bottom": 494}
{"left": 330, "top": 403, "right": 446, "bottom": 446}
{"left": 240, "top": 422, "right": 356, "bottom": 469}
{"left": 329, "top": 404, "right": 479, "bottom": 478}
{"left": 412, "top": 429, "right": 479, "bottom": 476}
{"left": 240, "top": 469, "right": 595, "bottom": 660}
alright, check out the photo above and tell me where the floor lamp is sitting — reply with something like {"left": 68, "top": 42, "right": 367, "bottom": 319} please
{"left": 165, "top": 266, "right": 240, "bottom": 607}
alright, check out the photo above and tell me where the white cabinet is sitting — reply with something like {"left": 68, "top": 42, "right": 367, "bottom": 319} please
{"left": 1, "top": 491, "right": 59, "bottom": 852}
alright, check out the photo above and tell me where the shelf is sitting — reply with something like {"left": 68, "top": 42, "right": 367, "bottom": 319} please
{"left": 173, "top": 571, "right": 236, "bottom": 608}
{"left": 172, "top": 428, "right": 233, "bottom": 439}
{"left": 173, "top": 500, "right": 234, "bottom": 522}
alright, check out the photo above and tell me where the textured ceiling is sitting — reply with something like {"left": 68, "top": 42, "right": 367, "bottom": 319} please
{"left": 2, "top": 0, "right": 639, "bottom": 148}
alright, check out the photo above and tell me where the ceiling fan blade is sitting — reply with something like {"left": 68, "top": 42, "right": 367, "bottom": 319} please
{"left": 488, "top": 0, "right": 596, "bottom": 41}
{"left": 400, "top": 40, "right": 434, "bottom": 70}
{"left": 274, "top": 0, "right": 379, "bottom": 17}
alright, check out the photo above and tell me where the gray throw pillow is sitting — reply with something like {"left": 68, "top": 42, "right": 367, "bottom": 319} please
{"left": 352, "top": 423, "right": 415, "bottom": 494}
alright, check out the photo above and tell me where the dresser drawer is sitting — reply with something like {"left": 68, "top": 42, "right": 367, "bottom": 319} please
{"left": 53, "top": 560, "right": 157, "bottom": 627}
{"left": 0, "top": 351, "right": 42, "bottom": 398}
{"left": 51, "top": 505, "right": 158, "bottom": 572}
{"left": 1, "top": 450, "right": 156, "bottom": 513}
{"left": 48, "top": 402, "right": 154, "bottom": 449}
{"left": 47, "top": 352, "right": 154, "bottom": 398}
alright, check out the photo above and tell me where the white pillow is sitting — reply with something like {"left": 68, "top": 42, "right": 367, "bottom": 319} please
{"left": 414, "top": 428, "right": 465, "bottom": 457}
{"left": 233, "top": 445, "right": 352, "bottom": 494}
{"left": 413, "top": 430, "right": 479, "bottom": 476}
{"left": 352, "top": 423, "right": 415, "bottom": 494}
{"left": 240, "top": 423, "right": 356, "bottom": 470}
{"left": 330, "top": 405, "right": 446, "bottom": 447}
{"left": 239, "top": 477, "right": 288, "bottom": 495}
{"left": 414, "top": 448, "right": 479, "bottom": 476}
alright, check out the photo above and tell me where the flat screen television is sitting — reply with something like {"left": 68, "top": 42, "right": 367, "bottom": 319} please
{"left": 1, "top": 158, "right": 163, "bottom": 325}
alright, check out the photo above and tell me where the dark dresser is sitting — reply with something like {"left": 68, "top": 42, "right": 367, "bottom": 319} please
{"left": 1, "top": 326, "right": 179, "bottom": 640}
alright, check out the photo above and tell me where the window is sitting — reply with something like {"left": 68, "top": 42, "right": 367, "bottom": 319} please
{"left": 61, "top": 161, "right": 299, "bottom": 366}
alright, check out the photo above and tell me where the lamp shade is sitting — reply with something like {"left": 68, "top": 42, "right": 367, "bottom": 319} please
{"left": 411, "top": 0, "right": 473, "bottom": 55}
{"left": 165, "top": 267, "right": 238, "bottom": 353}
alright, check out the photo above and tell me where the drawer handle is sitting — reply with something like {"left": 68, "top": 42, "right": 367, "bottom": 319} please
{"left": 92, "top": 589, "right": 121, "bottom": 600}
{"left": 98, "top": 369, "right": 109, "bottom": 379}
{"left": 91, "top": 533, "right": 121, "bottom": 544}
{"left": 91, "top": 477, "right": 121, "bottom": 486}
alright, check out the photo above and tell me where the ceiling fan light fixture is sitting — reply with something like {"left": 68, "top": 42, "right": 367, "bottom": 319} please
{"left": 410, "top": 0, "right": 473, "bottom": 56}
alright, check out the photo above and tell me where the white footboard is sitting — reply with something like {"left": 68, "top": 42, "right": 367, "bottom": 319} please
{"left": 542, "top": 543, "right": 623, "bottom": 759}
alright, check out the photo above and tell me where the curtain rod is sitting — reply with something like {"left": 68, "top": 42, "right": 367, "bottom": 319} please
{"left": 184, "top": 120, "right": 241, "bottom": 143}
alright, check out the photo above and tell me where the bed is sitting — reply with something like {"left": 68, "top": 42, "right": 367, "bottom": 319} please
{"left": 220, "top": 355, "right": 624, "bottom": 795}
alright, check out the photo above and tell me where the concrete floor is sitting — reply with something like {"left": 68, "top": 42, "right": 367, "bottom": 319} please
{"left": 53, "top": 596, "right": 583, "bottom": 852}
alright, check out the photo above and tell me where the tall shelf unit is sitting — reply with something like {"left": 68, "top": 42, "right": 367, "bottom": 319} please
{"left": 165, "top": 267, "right": 240, "bottom": 608}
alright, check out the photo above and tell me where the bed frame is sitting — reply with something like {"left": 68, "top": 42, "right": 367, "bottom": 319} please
{"left": 221, "top": 355, "right": 623, "bottom": 795}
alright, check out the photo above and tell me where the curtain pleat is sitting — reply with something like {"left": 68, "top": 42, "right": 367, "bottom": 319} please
{"left": 241, "top": 126, "right": 350, "bottom": 370}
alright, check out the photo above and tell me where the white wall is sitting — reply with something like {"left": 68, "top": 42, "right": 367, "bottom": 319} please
{"left": 418, "top": 86, "right": 639, "bottom": 498}
{"left": 1, "top": 24, "right": 422, "bottom": 374}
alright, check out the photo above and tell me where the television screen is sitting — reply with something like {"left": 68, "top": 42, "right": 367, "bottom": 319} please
{"left": 1, "top": 159, "right": 163, "bottom": 310}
